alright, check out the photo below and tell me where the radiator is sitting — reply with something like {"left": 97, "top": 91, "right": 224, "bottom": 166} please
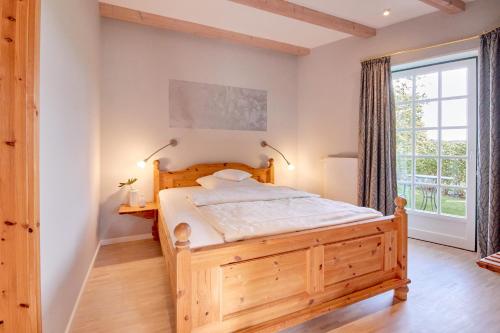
{"left": 323, "top": 157, "right": 358, "bottom": 205}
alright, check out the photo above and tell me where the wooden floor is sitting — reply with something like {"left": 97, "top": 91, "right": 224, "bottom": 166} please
{"left": 71, "top": 238, "right": 500, "bottom": 333}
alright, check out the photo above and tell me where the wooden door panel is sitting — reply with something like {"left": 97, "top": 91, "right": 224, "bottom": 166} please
{"left": 0, "top": 0, "right": 40, "bottom": 332}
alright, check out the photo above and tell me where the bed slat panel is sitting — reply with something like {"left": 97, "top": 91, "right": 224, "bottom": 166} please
{"left": 158, "top": 211, "right": 176, "bottom": 296}
{"left": 191, "top": 267, "right": 222, "bottom": 328}
{"left": 324, "top": 234, "right": 384, "bottom": 286}
{"left": 384, "top": 230, "right": 398, "bottom": 271}
{"left": 221, "top": 249, "right": 308, "bottom": 316}
{"left": 218, "top": 270, "right": 400, "bottom": 332}
{"left": 307, "top": 245, "right": 325, "bottom": 294}
{"left": 191, "top": 218, "right": 397, "bottom": 269}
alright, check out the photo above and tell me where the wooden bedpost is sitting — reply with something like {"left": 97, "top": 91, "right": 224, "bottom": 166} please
{"left": 393, "top": 196, "right": 409, "bottom": 301}
{"left": 268, "top": 158, "right": 275, "bottom": 184}
{"left": 174, "top": 223, "right": 192, "bottom": 333}
{"left": 153, "top": 160, "right": 160, "bottom": 204}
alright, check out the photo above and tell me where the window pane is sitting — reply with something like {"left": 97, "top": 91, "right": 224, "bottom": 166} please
{"left": 415, "top": 158, "right": 438, "bottom": 184}
{"left": 397, "top": 157, "right": 413, "bottom": 182}
{"left": 416, "top": 72, "right": 438, "bottom": 100}
{"left": 397, "top": 183, "right": 412, "bottom": 209}
{"left": 441, "top": 158, "right": 467, "bottom": 186}
{"left": 442, "top": 98, "right": 467, "bottom": 127}
{"left": 441, "top": 187, "right": 466, "bottom": 217}
{"left": 397, "top": 131, "right": 412, "bottom": 155}
{"left": 416, "top": 130, "right": 438, "bottom": 155}
{"left": 393, "top": 76, "right": 413, "bottom": 102}
{"left": 441, "top": 129, "right": 467, "bottom": 156}
{"left": 442, "top": 68, "right": 467, "bottom": 97}
{"left": 396, "top": 103, "right": 412, "bottom": 129}
{"left": 415, "top": 101, "right": 438, "bottom": 128}
{"left": 415, "top": 185, "right": 438, "bottom": 213}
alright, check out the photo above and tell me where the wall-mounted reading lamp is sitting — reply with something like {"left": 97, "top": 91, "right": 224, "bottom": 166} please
{"left": 261, "top": 141, "right": 295, "bottom": 171}
{"left": 137, "top": 139, "right": 178, "bottom": 168}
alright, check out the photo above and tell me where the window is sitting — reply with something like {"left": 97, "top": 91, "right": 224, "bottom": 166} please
{"left": 392, "top": 57, "right": 477, "bottom": 219}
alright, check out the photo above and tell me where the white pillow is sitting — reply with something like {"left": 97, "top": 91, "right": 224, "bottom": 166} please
{"left": 213, "top": 169, "right": 252, "bottom": 181}
{"left": 196, "top": 175, "right": 258, "bottom": 190}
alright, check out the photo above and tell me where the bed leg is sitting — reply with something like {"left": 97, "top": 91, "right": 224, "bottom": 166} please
{"left": 152, "top": 210, "right": 159, "bottom": 241}
{"left": 394, "top": 285, "right": 409, "bottom": 301}
{"left": 394, "top": 197, "right": 408, "bottom": 279}
{"left": 394, "top": 197, "right": 409, "bottom": 302}
{"left": 174, "top": 223, "right": 192, "bottom": 333}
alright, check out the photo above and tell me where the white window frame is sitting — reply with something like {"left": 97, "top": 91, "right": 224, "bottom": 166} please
{"left": 392, "top": 57, "right": 477, "bottom": 250}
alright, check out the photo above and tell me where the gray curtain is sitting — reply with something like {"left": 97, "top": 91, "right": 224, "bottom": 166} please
{"left": 478, "top": 28, "right": 500, "bottom": 257}
{"left": 358, "top": 57, "right": 397, "bottom": 215}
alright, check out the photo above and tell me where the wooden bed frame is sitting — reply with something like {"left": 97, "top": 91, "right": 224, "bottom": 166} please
{"left": 153, "top": 159, "right": 409, "bottom": 333}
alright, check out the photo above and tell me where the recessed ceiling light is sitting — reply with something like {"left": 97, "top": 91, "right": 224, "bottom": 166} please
{"left": 383, "top": 9, "right": 391, "bottom": 16}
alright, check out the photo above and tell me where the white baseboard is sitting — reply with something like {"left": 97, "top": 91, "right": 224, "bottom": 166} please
{"left": 64, "top": 240, "right": 101, "bottom": 333}
{"left": 408, "top": 227, "right": 473, "bottom": 251}
{"left": 100, "top": 233, "right": 152, "bottom": 246}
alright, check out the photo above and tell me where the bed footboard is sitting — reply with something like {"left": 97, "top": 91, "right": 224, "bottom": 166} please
{"left": 168, "top": 197, "right": 409, "bottom": 333}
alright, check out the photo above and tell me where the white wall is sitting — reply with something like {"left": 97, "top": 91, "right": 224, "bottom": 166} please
{"left": 297, "top": 0, "right": 500, "bottom": 195}
{"left": 100, "top": 19, "right": 298, "bottom": 239}
{"left": 40, "top": 0, "right": 101, "bottom": 332}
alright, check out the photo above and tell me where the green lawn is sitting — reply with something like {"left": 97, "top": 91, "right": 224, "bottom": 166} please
{"left": 439, "top": 193, "right": 466, "bottom": 217}
{"left": 397, "top": 185, "right": 466, "bottom": 217}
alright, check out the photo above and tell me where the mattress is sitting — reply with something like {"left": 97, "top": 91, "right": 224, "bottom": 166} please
{"left": 159, "top": 187, "right": 224, "bottom": 249}
{"left": 190, "top": 185, "right": 382, "bottom": 242}
{"left": 159, "top": 184, "right": 382, "bottom": 246}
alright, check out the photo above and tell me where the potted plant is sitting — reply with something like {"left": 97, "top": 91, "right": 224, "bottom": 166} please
{"left": 118, "top": 178, "right": 139, "bottom": 207}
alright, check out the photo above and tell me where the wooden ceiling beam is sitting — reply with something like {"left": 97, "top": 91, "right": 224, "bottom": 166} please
{"left": 418, "top": 0, "right": 466, "bottom": 14}
{"left": 99, "top": 3, "right": 310, "bottom": 56}
{"left": 229, "top": 0, "right": 376, "bottom": 38}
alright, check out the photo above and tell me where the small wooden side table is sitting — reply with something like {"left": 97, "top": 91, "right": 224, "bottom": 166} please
{"left": 118, "top": 202, "right": 159, "bottom": 241}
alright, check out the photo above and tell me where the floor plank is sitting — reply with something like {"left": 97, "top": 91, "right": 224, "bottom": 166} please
{"left": 94, "top": 239, "right": 162, "bottom": 267}
{"left": 71, "top": 238, "right": 500, "bottom": 333}
{"left": 71, "top": 240, "right": 172, "bottom": 333}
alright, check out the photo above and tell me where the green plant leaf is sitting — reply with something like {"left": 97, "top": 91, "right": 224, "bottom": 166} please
{"left": 118, "top": 178, "right": 138, "bottom": 188}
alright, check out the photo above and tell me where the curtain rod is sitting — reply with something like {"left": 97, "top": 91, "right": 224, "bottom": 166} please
{"left": 361, "top": 26, "right": 499, "bottom": 62}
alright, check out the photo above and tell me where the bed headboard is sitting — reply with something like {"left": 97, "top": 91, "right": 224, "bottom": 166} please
{"left": 153, "top": 159, "right": 274, "bottom": 203}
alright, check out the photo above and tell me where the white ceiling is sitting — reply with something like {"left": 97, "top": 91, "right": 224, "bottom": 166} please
{"left": 100, "top": 0, "right": 473, "bottom": 48}
{"left": 289, "top": 0, "right": 437, "bottom": 29}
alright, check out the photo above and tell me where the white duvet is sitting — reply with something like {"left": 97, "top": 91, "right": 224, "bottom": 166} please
{"left": 188, "top": 185, "right": 382, "bottom": 242}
